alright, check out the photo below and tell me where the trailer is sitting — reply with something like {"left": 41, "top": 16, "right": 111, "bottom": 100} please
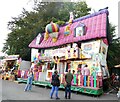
{"left": 19, "top": 8, "right": 110, "bottom": 95}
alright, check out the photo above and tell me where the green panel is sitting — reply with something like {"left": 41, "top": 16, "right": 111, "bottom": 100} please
{"left": 94, "top": 76, "right": 97, "bottom": 88}
{"left": 73, "top": 75, "right": 77, "bottom": 84}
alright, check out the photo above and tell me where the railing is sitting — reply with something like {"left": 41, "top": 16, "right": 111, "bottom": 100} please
{"left": 18, "top": 70, "right": 103, "bottom": 89}
{"left": 60, "top": 74, "right": 103, "bottom": 88}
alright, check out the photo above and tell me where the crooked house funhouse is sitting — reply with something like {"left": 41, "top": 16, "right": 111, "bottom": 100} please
{"left": 23, "top": 8, "right": 110, "bottom": 95}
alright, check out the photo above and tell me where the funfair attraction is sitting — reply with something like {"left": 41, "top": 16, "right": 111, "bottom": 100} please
{"left": 18, "top": 8, "right": 110, "bottom": 95}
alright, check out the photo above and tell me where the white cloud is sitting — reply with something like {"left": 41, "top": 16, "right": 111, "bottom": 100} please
{"left": 85, "top": 0, "right": 118, "bottom": 37}
{"left": 0, "top": 0, "right": 33, "bottom": 51}
{"left": 85, "top": 0, "right": 118, "bottom": 25}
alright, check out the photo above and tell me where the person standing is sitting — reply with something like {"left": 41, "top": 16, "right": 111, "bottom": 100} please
{"left": 111, "top": 73, "right": 115, "bottom": 85}
{"left": 83, "top": 64, "right": 90, "bottom": 86}
{"left": 24, "top": 68, "right": 34, "bottom": 91}
{"left": 50, "top": 70, "right": 60, "bottom": 99}
{"left": 83, "top": 65, "right": 90, "bottom": 77}
{"left": 64, "top": 69, "right": 73, "bottom": 99}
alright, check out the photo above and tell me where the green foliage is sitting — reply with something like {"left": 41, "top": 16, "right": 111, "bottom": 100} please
{"left": 56, "top": 20, "right": 65, "bottom": 26}
{"left": 0, "top": 56, "right": 5, "bottom": 60}
{"left": 107, "top": 24, "right": 120, "bottom": 68}
{"left": 2, "top": 1, "right": 91, "bottom": 61}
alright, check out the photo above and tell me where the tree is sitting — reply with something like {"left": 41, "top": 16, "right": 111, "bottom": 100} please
{"left": 107, "top": 24, "right": 120, "bottom": 69}
{"left": 3, "top": 9, "right": 39, "bottom": 60}
{"left": 2, "top": 1, "right": 91, "bottom": 61}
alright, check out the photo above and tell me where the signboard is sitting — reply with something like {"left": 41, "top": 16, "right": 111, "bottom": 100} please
{"left": 52, "top": 48, "right": 67, "bottom": 57}
{"left": 31, "top": 48, "right": 38, "bottom": 62}
{"left": 4, "top": 55, "right": 19, "bottom": 61}
{"left": 44, "top": 49, "right": 52, "bottom": 57}
{"left": 100, "top": 40, "right": 108, "bottom": 66}
{"left": 81, "top": 40, "right": 100, "bottom": 59}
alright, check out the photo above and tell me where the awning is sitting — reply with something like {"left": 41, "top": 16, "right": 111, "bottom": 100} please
{"left": 3, "top": 58, "right": 18, "bottom": 61}
{"left": 114, "top": 64, "right": 120, "bottom": 68}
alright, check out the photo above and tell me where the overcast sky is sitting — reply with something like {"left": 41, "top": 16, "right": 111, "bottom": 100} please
{"left": 0, "top": 0, "right": 119, "bottom": 54}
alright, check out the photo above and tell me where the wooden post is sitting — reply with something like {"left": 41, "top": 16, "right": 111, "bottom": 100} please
{"left": 73, "top": 74, "right": 77, "bottom": 85}
{"left": 99, "top": 76, "right": 103, "bottom": 87}
{"left": 24, "top": 71, "right": 27, "bottom": 79}
{"left": 87, "top": 76, "right": 90, "bottom": 87}
{"left": 60, "top": 74, "right": 63, "bottom": 83}
{"left": 94, "top": 75, "right": 96, "bottom": 88}
{"left": 81, "top": 75, "right": 83, "bottom": 86}
{"left": 75, "top": 74, "right": 77, "bottom": 85}
{"left": 97, "top": 76, "right": 99, "bottom": 88}
{"left": 91, "top": 76, "right": 93, "bottom": 87}
{"left": 38, "top": 72, "right": 41, "bottom": 81}
{"left": 78, "top": 74, "right": 80, "bottom": 86}
{"left": 36, "top": 72, "right": 39, "bottom": 81}
{"left": 34, "top": 72, "right": 36, "bottom": 80}
{"left": 17, "top": 70, "right": 21, "bottom": 78}
{"left": 84, "top": 75, "right": 86, "bottom": 87}
{"left": 71, "top": 76, "right": 74, "bottom": 85}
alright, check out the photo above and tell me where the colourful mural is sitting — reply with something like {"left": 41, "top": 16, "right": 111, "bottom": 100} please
{"left": 25, "top": 9, "right": 110, "bottom": 95}
{"left": 80, "top": 40, "right": 100, "bottom": 59}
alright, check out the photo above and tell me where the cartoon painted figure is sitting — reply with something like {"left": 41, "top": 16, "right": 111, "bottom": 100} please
{"left": 91, "top": 63, "right": 99, "bottom": 77}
